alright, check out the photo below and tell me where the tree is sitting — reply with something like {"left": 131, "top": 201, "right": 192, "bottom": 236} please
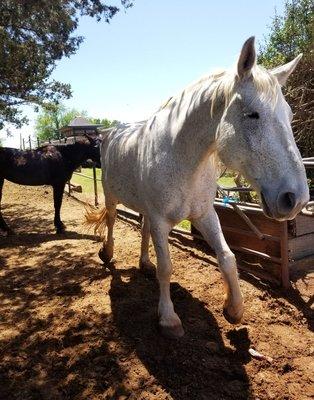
{"left": 258, "top": 0, "right": 313, "bottom": 68}
{"left": 89, "top": 118, "right": 119, "bottom": 128}
{"left": 258, "top": 0, "right": 313, "bottom": 158}
{"left": 0, "top": 0, "right": 132, "bottom": 129}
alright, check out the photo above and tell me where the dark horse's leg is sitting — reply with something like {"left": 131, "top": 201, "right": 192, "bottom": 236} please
{"left": 0, "top": 178, "right": 14, "bottom": 235}
{"left": 53, "top": 182, "right": 66, "bottom": 234}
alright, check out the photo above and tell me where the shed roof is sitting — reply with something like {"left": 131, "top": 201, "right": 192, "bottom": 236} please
{"left": 60, "top": 116, "right": 102, "bottom": 132}
{"left": 68, "top": 117, "right": 97, "bottom": 127}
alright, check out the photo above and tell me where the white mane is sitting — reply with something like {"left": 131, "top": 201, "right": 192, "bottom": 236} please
{"left": 159, "top": 65, "right": 280, "bottom": 117}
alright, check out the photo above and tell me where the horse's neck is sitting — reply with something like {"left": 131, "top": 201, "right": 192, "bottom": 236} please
{"left": 168, "top": 81, "right": 224, "bottom": 169}
{"left": 61, "top": 143, "right": 89, "bottom": 169}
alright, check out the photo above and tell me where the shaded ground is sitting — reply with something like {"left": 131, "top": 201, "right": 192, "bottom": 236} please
{"left": 0, "top": 182, "right": 313, "bottom": 400}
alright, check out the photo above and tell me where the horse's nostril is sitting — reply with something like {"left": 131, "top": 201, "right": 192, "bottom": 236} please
{"left": 277, "top": 191, "right": 296, "bottom": 214}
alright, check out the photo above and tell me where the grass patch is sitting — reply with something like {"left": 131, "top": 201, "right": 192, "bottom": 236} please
{"left": 71, "top": 168, "right": 102, "bottom": 194}
{"left": 218, "top": 176, "right": 235, "bottom": 187}
{"left": 177, "top": 220, "right": 191, "bottom": 231}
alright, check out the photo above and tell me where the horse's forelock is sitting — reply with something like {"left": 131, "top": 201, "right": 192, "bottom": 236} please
{"left": 210, "top": 65, "right": 280, "bottom": 116}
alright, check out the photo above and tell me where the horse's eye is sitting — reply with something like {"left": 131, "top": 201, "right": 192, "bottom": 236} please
{"left": 246, "top": 112, "right": 259, "bottom": 119}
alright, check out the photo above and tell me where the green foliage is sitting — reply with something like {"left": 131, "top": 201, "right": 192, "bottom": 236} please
{"left": 258, "top": 0, "right": 314, "bottom": 158}
{"left": 0, "top": 0, "right": 133, "bottom": 129}
{"left": 72, "top": 168, "right": 102, "bottom": 194}
{"left": 258, "top": 0, "right": 313, "bottom": 68}
{"left": 89, "top": 118, "right": 118, "bottom": 129}
{"left": 177, "top": 220, "right": 191, "bottom": 231}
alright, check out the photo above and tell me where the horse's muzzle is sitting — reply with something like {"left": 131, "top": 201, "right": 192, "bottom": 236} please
{"left": 261, "top": 185, "right": 309, "bottom": 221}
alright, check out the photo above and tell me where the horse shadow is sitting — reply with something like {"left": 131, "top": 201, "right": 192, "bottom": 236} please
{"left": 0, "top": 229, "right": 253, "bottom": 399}
{"left": 168, "top": 230, "right": 314, "bottom": 332}
{"left": 0, "top": 230, "right": 99, "bottom": 250}
{"left": 106, "top": 261, "right": 253, "bottom": 400}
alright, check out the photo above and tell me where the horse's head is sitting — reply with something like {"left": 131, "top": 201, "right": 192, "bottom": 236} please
{"left": 84, "top": 133, "right": 102, "bottom": 168}
{"left": 217, "top": 37, "right": 309, "bottom": 221}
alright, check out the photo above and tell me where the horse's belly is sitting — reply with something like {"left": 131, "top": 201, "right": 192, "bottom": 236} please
{"left": 5, "top": 172, "right": 48, "bottom": 186}
{"left": 105, "top": 175, "right": 144, "bottom": 213}
{"left": 160, "top": 176, "right": 216, "bottom": 223}
{"left": 165, "top": 195, "right": 211, "bottom": 223}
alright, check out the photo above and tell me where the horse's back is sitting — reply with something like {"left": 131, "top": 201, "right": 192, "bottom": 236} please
{"left": 0, "top": 146, "right": 66, "bottom": 185}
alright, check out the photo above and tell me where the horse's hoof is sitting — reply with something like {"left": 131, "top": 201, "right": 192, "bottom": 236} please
{"left": 223, "top": 307, "right": 243, "bottom": 325}
{"left": 159, "top": 323, "right": 185, "bottom": 339}
{"left": 139, "top": 260, "right": 156, "bottom": 276}
{"left": 56, "top": 224, "right": 66, "bottom": 234}
{"left": 98, "top": 248, "right": 112, "bottom": 264}
{"left": 139, "top": 260, "right": 155, "bottom": 269}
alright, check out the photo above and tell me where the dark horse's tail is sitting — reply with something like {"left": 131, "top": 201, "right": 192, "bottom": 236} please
{"left": 84, "top": 205, "right": 107, "bottom": 237}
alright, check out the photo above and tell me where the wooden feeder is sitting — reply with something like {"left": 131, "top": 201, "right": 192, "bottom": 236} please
{"left": 211, "top": 200, "right": 313, "bottom": 288}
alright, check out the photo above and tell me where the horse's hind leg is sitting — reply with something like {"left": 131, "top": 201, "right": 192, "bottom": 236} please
{"left": 99, "top": 195, "right": 117, "bottom": 263}
{"left": 0, "top": 178, "right": 14, "bottom": 235}
{"left": 53, "top": 182, "right": 66, "bottom": 234}
{"left": 139, "top": 215, "right": 155, "bottom": 271}
{"left": 150, "top": 216, "right": 184, "bottom": 338}
{"left": 192, "top": 209, "right": 244, "bottom": 324}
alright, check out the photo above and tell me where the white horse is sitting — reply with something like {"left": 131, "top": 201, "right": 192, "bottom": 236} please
{"left": 86, "top": 37, "right": 309, "bottom": 338}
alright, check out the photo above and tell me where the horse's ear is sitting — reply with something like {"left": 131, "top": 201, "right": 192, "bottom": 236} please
{"left": 271, "top": 54, "right": 302, "bottom": 86}
{"left": 237, "top": 36, "right": 256, "bottom": 80}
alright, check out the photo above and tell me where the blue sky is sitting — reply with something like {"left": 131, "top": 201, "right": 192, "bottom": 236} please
{"left": 3, "top": 0, "right": 285, "bottom": 147}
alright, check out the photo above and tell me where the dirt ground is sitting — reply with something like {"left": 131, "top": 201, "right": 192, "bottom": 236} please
{"left": 0, "top": 182, "right": 313, "bottom": 400}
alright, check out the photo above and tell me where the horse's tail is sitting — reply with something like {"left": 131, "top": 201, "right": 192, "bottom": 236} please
{"left": 84, "top": 205, "right": 107, "bottom": 237}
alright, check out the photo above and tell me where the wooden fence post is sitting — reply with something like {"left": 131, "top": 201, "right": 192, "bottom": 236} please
{"left": 93, "top": 165, "right": 98, "bottom": 206}
{"left": 280, "top": 221, "right": 290, "bottom": 289}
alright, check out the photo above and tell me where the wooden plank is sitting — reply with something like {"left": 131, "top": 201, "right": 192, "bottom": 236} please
{"left": 288, "top": 234, "right": 314, "bottom": 260}
{"left": 215, "top": 205, "right": 281, "bottom": 236}
{"left": 280, "top": 222, "right": 290, "bottom": 289}
{"left": 222, "top": 230, "right": 281, "bottom": 258}
{"left": 222, "top": 225, "right": 280, "bottom": 242}
{"left": 289, "top": 255, "right": 314, "bottom": 271}
{"left": 294, "top": 214, "right": 314, "bottom": 236}
{"left": 236, "top": 253, "right": 282, "bottom": 283}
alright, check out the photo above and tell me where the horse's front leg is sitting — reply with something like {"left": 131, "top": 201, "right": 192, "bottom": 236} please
{"left": 53, "top": 182, "right": 66, "bottom": 234}
{"left": 192, "top": 209, "right": 244, "bottom": 324}
{"left": 150, "top": 217, "right": 184, "bottom": 338}
{"left": 0, "top": 177, "right": 14, "bottom": 235}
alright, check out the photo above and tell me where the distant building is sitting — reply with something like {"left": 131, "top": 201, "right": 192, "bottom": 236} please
{"left": 59, "top": 116, "right": 103, "bottom": 138}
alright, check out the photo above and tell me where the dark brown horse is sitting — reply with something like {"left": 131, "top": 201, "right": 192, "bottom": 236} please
{"left": 0, "top": 135, "right": 101, "bottom": 234}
